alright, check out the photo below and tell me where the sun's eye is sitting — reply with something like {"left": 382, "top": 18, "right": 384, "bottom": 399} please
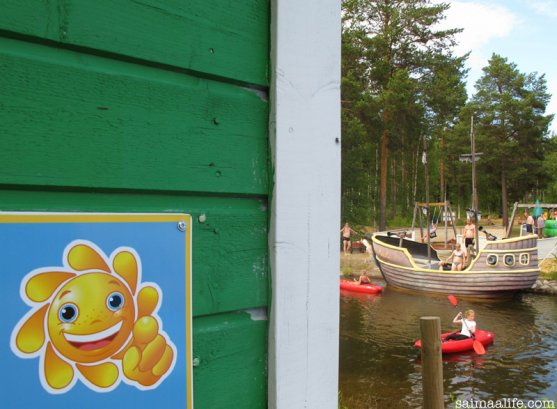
{"left": 59, "top": 303, "right": 79, "bottom": 323}
{"left": 106, "top": 292, "right": 124, "bottom": 311}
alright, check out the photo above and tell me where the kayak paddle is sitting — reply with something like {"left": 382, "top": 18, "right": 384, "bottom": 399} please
{"left": 447, "top": 294, "right": 486, "bottom": 355}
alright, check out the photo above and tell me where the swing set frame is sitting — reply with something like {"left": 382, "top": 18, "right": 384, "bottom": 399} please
{"left": 411, "top": 201, "right": 458, "bottom": 248}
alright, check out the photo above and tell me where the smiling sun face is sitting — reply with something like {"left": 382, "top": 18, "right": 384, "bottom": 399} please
{"left": 47, "top": 272, "right": 135, "bottom": 363}
{"left": 10, "top": 240, "right": 171, "bottom": 393}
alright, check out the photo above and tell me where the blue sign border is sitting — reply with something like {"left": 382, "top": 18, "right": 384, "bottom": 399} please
{"left": 0, "top": 212, "right": 193, "bottom": 409}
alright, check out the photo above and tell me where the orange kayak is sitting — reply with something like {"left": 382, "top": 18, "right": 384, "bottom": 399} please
{"left": 414, "top": 329, "right": 494, "bottom": 354}
{"left": 340, "top": 279, "right": 383, "bottom": 294}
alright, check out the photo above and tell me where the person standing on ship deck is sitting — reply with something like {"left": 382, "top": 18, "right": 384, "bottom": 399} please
{"left": 526, "top": 212, "right": 535, "bottom": 234}
{"left": 463, "top": 218, "right": 476, "bottom": 250}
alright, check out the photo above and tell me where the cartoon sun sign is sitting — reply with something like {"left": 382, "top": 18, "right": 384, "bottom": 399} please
{"left": 10, "top": 240, "right": 177, "bottom": 393}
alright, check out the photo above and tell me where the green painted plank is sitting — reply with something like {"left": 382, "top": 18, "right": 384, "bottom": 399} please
{"left": 0, "top": 189, "right": 269, "bottom": 316}
{"left": 0, "top": 37, "right": 268, "bottom": 195}
{"left": 0, "top": 0, "right": 58, "bottom": 38}
{"left": 193, "top": 311, "right": 267, "bottom": 409}
{"left": 0, "top": 0, "right": 269, "bottom": 86}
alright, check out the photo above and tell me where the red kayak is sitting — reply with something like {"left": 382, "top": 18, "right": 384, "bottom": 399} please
{"left": 414, "top": 329, "right": 494, "bottom": 354}
{"left": 340, "top": 279, "right": 383, "bottom": 294}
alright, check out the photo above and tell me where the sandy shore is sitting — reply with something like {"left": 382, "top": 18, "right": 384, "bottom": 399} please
{"left": 340, "top": 251, "right": 381, "bottom": 278}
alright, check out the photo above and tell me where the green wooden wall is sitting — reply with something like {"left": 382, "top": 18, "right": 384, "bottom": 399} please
{"left": 0, "top": 1, "right": 269, "bottom": 407}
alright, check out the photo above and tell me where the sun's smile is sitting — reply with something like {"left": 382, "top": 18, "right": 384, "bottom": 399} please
{"left": 64, "top": 321, "right": 123, "bottom": 351}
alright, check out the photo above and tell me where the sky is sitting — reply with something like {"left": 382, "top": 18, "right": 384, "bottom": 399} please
{"left": 436, "top": 0, "right": 557, "bottom": 134}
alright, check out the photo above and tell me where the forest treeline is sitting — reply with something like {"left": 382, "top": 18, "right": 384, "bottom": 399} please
{"left": 341, "top": 0, "right": 556, "bottom": 231}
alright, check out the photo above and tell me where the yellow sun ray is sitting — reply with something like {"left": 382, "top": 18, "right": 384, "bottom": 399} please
{"left": 16, "top": 304, "right": 48, "bottom": 354}
{"left": 67, "top": 243, "right": 109, "bottom": 272}
{"left": 45, "top": 342, "right": 74, "bottom": 390}
{"left": 113, "top": 251, "right": 138, "bottom": 294}
{"left": 25, "top": 272, "right": 75, "bottom": 302}
{"left": 77, "top": 362, "right": 119, "bottom": 389}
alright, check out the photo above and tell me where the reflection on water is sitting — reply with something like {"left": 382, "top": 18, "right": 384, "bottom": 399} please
{"left": 339, "top": 280, "right": 557, "bottom": 408}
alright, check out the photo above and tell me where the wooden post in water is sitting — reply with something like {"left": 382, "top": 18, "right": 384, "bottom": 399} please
{"left": 420, "top": 317, "right": 444, "bottom": 409}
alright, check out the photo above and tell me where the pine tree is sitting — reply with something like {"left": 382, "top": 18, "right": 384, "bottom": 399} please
{"left": 471, "top": 54, "right": 553, "bottom": 226}
{"left": 342, "top": 0, "right": 465, "bottom": 230}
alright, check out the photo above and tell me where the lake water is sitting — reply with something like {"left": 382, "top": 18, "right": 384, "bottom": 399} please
{"left": 339, "top": 278, "right": 557, "bottom": 408}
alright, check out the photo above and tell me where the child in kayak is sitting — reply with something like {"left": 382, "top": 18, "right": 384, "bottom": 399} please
{"left": 355, "top": 274, "right": 372, "bottom": 285}
{"left": 445, "top": 310, "right": 476, "bottom": 341}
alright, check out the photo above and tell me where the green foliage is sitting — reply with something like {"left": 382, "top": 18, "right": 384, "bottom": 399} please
{"left": 388, "top": 215, "right": 414, "bottom": 229}
{"left": 341, "top": 4, "right": 555, "bottom": 228}
{"left": 545, "top": 270, "right": 557, "bottom": 281}
{"left": 542, "top": 135, "right": 557, "bottom": 200}
{"left": 341, "top": 0, "right": 468, "bottom": 229}
{"left": 447, "top": 54, "right": 554, "bottom": 223}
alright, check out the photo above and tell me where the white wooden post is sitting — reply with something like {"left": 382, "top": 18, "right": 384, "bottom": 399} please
{"left": 268, "top": 0, "right": 341, "bottom": 408}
